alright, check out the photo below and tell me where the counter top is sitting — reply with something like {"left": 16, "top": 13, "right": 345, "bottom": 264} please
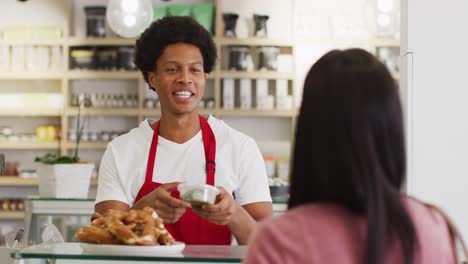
{"left": 12, "top": 242, "right": 246, "bottom": 263}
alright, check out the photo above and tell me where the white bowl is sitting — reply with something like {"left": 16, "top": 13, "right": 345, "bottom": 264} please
{"left": 177, "top": 183, "right": 219, "bottom": 207}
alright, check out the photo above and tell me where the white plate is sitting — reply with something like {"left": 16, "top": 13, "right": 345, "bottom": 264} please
{"left": 80, "top": 242, "right": 185, "bottom": 256}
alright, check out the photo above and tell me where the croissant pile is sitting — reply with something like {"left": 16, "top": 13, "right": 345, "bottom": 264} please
{"left": 75, "top": 206, "right": 175, "bottom": 246}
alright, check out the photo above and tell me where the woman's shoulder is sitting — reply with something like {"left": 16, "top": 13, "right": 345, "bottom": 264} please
{"left": 402, "top": 196, "right": 450, "bottom": 229}
{"left": 258, "top": 203, "right": 364, "bottom": 239}
{"left": 247, "top": 204, "right": 367, "bottom": 263}
{"left": 401, "top": 196, "right": 456, "bottom": 263}
{"left": 402, "top": 196, "right": 454, "bottom": 241}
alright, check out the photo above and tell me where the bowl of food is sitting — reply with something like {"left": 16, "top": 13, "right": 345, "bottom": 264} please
{"left": 178, "top": 183, "right": 219, "bottom": 207}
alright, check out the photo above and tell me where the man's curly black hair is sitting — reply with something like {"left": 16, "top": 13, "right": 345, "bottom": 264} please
{"left": 134, "top": 16, "right": 217, "bottom": 89}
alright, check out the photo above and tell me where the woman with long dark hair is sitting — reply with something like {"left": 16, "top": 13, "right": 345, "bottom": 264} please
{"left": 244, "top": 49, "right": 462, "bottom": 263}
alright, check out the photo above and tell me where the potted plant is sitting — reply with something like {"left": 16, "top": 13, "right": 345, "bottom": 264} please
{"left": 34, "top": 98, "right": 94, "bottom": 199}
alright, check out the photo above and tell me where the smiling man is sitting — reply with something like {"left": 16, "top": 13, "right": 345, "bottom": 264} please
{"left": 94, "top": 16, "right": 273, "bottom": 245}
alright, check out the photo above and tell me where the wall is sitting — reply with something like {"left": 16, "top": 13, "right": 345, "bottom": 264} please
{"left": 293, "top": 0, "right": 387, "bottom": 106}
{"left": 402, "top": 0, "right": 468, "bottom": 238}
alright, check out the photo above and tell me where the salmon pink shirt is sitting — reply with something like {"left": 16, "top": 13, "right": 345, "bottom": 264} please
{"left": 244, "top": 197, "right": 455, "bottom": 264}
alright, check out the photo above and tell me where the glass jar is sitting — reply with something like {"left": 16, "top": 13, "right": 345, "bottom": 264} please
{"left": 228, "top": 46, "right": 250, "bottom": 71}
{"left": 70, "top": 49, "right": 95, "bottom": 70}
{"left": 206, "top": 98, "right": 215, "bottom": 109}
{"left": 118, "top": 47, "right": 136, "bottom": 70}
{"left": 70, "top": 94, "right": 79, "bottom": 107}
{"left": 68, "top": 131, "right": 77, "bottom": 142}
{"left": 144, "top": 98, "right": 155, "bottom": 108}
{"left": 89, "top": 131, "right": 99, "bottom": 142}
{"left": 100, "top": 131, "right": 110, "bottom": 142}
{"left": 96, "top": 48, "right": 118, "bottom": 70}
{"left": 258, "top": 46, "right": 280, "bottom": 71}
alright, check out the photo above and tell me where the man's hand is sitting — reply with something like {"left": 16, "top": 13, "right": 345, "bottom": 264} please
{"left": 135, "top": 182, "right": 190, "bottom": 223}
{"left": 192, "top": 186, "right": 238, "bottom": 225}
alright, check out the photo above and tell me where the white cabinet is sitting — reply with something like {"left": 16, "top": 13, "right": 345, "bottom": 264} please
{"left": 401, "top": 0, "right": 468, "bottom": 238}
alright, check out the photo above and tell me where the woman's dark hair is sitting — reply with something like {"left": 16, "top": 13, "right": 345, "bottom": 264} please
{"left": 134, "top": 16, "right": 217, "bottom": 89}
{"left": 288, "top": 48, "right": 415, "bottom": 264}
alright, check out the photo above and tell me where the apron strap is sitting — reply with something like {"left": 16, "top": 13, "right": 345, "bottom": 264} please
{"left": 144, "top": 121, "right": 160, "bottom": 183}
{"left": 200, "top": 115, "right": 216, "bottom": 186}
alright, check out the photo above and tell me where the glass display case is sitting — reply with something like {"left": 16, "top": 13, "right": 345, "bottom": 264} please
{"left": 12, "top": 243, "right": 246, "bottom": 263}
{"left": 24, "top": 197, "right": 94, "bottom": 245}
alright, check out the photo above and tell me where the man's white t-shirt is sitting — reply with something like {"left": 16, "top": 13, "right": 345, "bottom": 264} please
{"left": 95, "top": 115, "right": 271, "bottom": 207}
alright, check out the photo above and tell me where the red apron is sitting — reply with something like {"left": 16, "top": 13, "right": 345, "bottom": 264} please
{"left": 134, "top": 115, "right": 232, "bottom": 245}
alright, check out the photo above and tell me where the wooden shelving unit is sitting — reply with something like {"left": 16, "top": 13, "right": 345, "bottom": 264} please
{"left": 296, "top": 36, "right": 400, "bottom": 47}
{"left": 215, "top": 37, "right": 293, "bottom": 46}
{"left": 0, "top": 177, "right": 39, "bottom": 186}
{"left": 0, "top": 211, "right": 25, "bottom": 220}
{"left": 0, "top": 109, "right": 62, "bottom": 117}
{"left": 0, "top": 142, "right": 59, "bottom": 150}
{"left": 218, "top": 71, "right": 294, "bottom": 80}
{"left": 218, "top": 109, "right": 297, "bottom": 118}
{"left": 0, "top": 72, "right": 63, "bottom": 80}
{"left": 66, "top": 70, "right": 140, "bottom": 79}
{"left": 0, "top": 39, "right": 65, "bottom": 45}
{"left": 66, "top": 107, "right": 139, "bottom": 116}
{"left": 139, "top": 108, "right": 216, "bottom": 117}
{"left": 0, "top": 176, "right": 98, "bottom": 187}
{"left": 67, "top": 37, "right": 136, "bottom": 46}
{"left": 64, "top": 142, "right": 108, "bottom": 149}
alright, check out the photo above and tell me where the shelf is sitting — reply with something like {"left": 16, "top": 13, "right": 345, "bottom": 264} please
{"left": 219, "top": 109, "right": 297, "bottom": 117}
{"left": 216, "top": 37, "right": 293, "bottom": 46}
{"left": 67, "top": 37, "right": 136, "bottom": 46}
{"left": 0, "top": 211, "right": 25, "bottom": 220}
{"left": 0, "top": 141, "right": 59, "bottom": 150}
{"left": 0, "top": 108, "right": 62, "bottom": 116}
{"left": 0, "top": 177, "right": 39, "bottom": 186}
{"left": 65, "top": 142, "right": 108, "bottom": 149}
{"left": 296, "top": 37, "right": 400, "bottom": 47}
{"left": 0, "top": 176, "right": 98, "bottom": 187}
{"left": 66, "top": 107, "right": 139, "bottom": 116}
{"left": 1, "top": 39, "right": 64, "bottom": 45}
{"left": 140, "top": 108, "right": 161, "bottom": 116}
{"left": 218, "top": 71, "right": 294, "bottom": 80}
{"left": 139, "top": 109, "right": 216, "bottom": 117}
{"left": 66, "top": 71, "right": 140, "bottom": 79}
{"left": 371, "top": 38, "right": 400, "bottom": 47}
{"left": 0, "top": 72, "right": 63, "bottom": 79}
{"left": 199, "top": 109, "right": 217, "bottom": 116}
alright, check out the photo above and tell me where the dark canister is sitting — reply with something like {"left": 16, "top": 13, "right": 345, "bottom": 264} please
{"left": 228, "top": 45, "right": 250, "bottom": 71}
{"left": 223, "top": 13, "right": 239, "bottom": 37}
{"left": 253, "top": 14, "right": 269, "bottom": 37}
{"left": 118, "top": 47, "right": 136, "bottom": 70}
{"left": 84, "top": 6, "right": 107, "bottom": 37}
{"left": 96, "top": 47, "right": 118, "bottom": 70}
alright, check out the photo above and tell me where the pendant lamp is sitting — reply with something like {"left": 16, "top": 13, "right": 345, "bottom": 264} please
{"left": 106, "top": 0, "right": 153, "bottom": 38}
